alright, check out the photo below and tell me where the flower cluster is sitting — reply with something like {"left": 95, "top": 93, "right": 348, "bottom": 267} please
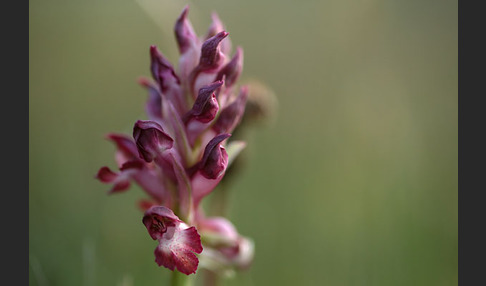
{"left": 96, "top": 6, "right": 253, "bottom": 276}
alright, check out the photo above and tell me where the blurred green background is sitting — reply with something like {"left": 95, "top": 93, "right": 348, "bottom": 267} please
{"left": 29, "top": 0, "right": 457, "bottom": 285}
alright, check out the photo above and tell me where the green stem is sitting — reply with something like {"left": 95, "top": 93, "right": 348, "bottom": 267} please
{"left": 171, "top": 271, "right": 193, "bottom": 286}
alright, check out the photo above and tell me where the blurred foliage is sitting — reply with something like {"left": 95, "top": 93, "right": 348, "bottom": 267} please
{"left": 30, "top": 0, "right": 457, "bottom": 285}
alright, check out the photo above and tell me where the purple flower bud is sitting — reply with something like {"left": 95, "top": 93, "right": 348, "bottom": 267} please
{"left": 174, "top": 5, "right": 198, "bottom": 55}
{"left": 149, "top": 46, "right": 180, "bottom": 93}
{"left": 212, "top": 86, "right": 248, "bottom": 134}
{"left": 143, "top": 206, "right": 203, "bottom": 275}
{"left": 133, "top": 120, "right": 174, "bottom": 162}
{"left": 216, "top": 47, "right": 243, "bottom": 88}
{"left": 186, "top": 81, "right": 223, "bottom": 123}
{"left": 199, "top": 31, "right": 229, "bottom": 71}
{"left": 206, "top": 13, "right": 232, "bottom": 55}
{"left": 200, "top": 134, "right": 230, "bottom": 179}
{"left": 205, "top": 12, "right": 224, "bottom": 39}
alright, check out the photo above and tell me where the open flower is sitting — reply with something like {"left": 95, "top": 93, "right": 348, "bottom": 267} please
{"left": 143, "top": 206, "right": 203, "bottom": 275}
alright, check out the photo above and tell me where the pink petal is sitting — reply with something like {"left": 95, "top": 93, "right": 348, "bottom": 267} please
{"left": 191, "top": 171, "right": 223, "bottom": 207}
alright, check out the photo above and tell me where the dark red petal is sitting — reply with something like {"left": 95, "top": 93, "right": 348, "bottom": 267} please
{"left": 182, "top": 227, "right": 204, "bottom": 254}
{"left": 120, "top": 160, "right": 145, "bottom": 171}
{"left": 96, "top": 166, "right": 131, "bottom": 193}
{"left": 96, "top": 167, "right": 118, "bottom": 183}
{"left": 111, "top": 180, "right": 131, "bottom": 193}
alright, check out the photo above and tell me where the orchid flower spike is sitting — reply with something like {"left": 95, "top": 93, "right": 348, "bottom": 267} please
{"left": 96, "top": 5, "right": 259, "bottom": 277}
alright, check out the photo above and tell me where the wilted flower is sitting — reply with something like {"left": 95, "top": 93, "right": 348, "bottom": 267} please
{"left": 96, "top": 5, "right": 255, "bottom": 278}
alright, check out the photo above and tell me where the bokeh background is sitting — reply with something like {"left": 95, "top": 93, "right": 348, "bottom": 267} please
{"left": 29, "top": 0, "right": 457, "bottom": 285}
